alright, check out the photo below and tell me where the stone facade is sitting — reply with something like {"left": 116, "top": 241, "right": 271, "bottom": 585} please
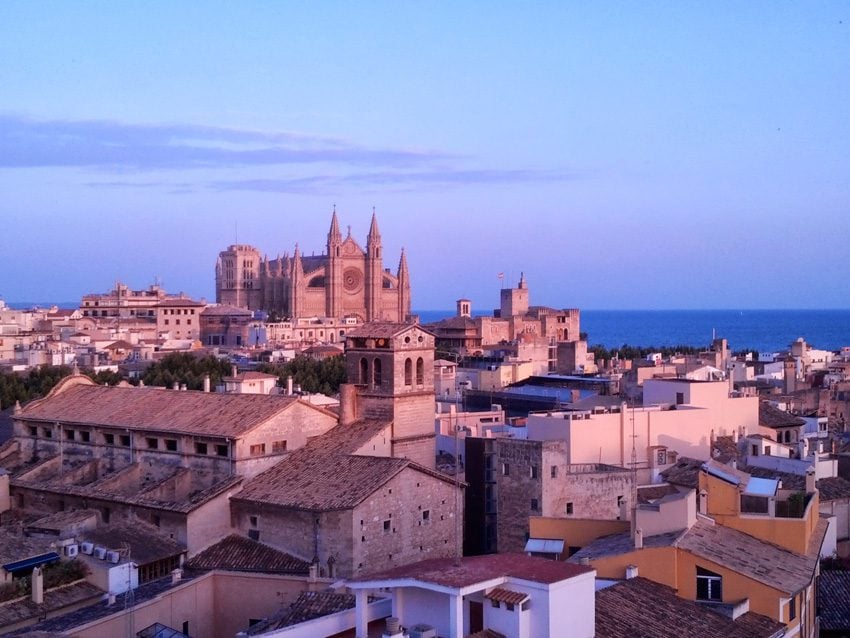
{"left": 465, "top": 437, "right": 634, "bottom": 554}
{"left": 215, "top": 212, "right": 411, "bottom": 323}
{"left": 232, "top": 465, "right": 458, "bottom": 579}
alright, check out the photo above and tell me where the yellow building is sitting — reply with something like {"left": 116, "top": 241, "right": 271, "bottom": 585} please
{"left": 562, "top": 461, "right": 829, "bottom": 637}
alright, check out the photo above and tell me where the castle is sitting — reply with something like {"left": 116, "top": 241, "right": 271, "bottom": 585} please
{"left": 215, "top": 211, "right": 411, "bottom": 323}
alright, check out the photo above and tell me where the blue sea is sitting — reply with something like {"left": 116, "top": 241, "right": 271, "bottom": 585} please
{"left": 416, "top": 309, "right": 850, "bottom": 354}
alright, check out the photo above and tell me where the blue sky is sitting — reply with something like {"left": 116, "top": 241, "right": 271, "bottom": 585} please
{"left": 1, "top": 2, "right": 848, "bottom": 309}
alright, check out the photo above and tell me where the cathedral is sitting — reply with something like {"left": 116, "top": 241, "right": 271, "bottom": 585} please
{"left": 215, "top": 212, "right": 411, "bottom": 323}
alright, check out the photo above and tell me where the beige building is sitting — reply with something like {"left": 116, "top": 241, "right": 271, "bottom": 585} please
{"left": 215, "top": 212, "right": 411, "bottom": 323}
{"left": 155, "top": 297, "right": 206, "bottom": 340}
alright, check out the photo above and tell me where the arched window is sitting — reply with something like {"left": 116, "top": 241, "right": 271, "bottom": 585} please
{"left": 404, "top": 358, "right": 413, "bottom": 386}
{"left": 373, "top": 358, "right": 382, "bottom": 386}
{"left": 359, "top": 358, "right": 368, "bottom": 384}
{"left": 416, "top": 357, "right": 424, "bottom": 385}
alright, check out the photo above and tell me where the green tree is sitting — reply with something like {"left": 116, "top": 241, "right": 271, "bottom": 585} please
{"left": 141, "top": 353, "right": 233, "bottom": 391}
{"left": 258, "top": 355, "right": 347, "bottom": 395}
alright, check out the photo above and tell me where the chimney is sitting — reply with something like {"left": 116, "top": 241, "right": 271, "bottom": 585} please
{"left": 625, "top": 564, "right": 639, "bottom": 580}
{"left": 171, "top": 568, "right": 183, "bottom": 584}
{"left": 231, "top": 364, "right": 238, "bottom": 378}
{"left": 806, "top": 467, "right": 816, "bottom": 493}
{"left": 699, "top": 489, "right": 708, "bottom": 515}
{"left": 107, "top": 593, "right": 116, "bottom": 605}
{"left": 287, "top": 376, "right": 294, "bottom": 396}
{"left": 579, "top": 557, "right": 590, "bottom": 566}
{"left": 308, "top": 563, "right": 319, "bottom": 582}
{"left": 339, "top": 384, "right": 358, "bottom": 426}
{"left": 180, "top": 383, "right": 187, "bottom": 391}
{"left": 203, "top": 375, "right": 211, "bottom": 393}
{"left": 172, "top": 382, "right": 179, "bottom": 391}
{"left": 139, "top": 379, "right": 145, "bottom": 387}
{"left": 633, "top": 528, "right": 643, "bottom": 550}
{"left": 31, "top": 566, "right": 44, "bottom": 604}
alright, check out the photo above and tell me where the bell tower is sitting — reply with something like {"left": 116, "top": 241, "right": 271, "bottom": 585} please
{"left": 344, "top": 323, "right": 436, "bottom": 468}
{"left": 326, "top": 209, "right": 343, "bottom": 318}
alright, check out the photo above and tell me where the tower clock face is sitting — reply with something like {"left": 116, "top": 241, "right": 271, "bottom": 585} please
{"left": 343, "top": 267, "right": 363, "bottom": 292}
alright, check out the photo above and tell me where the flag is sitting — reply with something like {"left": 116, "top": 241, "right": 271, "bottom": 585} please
{"left": 497, "top": 272, "right": 504, "bottom": 280}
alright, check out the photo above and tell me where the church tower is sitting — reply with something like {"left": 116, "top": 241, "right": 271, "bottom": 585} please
{"left": 365, "top": 211, "right": 383, "bottom": 321}
{"left": 326, "top": 210, "right": 343, "bottom": 318}
{"left": 397, "top": 248, "right": 410, "bottom": 322}
{"left": 289, "top": 244, "right": 305, "bottom": 319}
{"left": 344, "top": 323, "right": 436, "bottom": 469}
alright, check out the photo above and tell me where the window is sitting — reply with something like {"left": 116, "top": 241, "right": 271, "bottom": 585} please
{"left": 249, "top": 515, "right": 258, "bottom": 527}
{"left": 676, "top": 392, "right": 685, "bottom": 405}
{"left": 789, "top": 595, "right": 796, "bottom": 620}
{"left": 28, "top": 426, "right": 37, "bottom": 437}
{"left": 359, "top": 357, "right": 368, "bottom": 384}
{"left": 566, "top": 502, "right": 574, "bottom": 515}
{"left": 404, "top": 358, "right": 413, "bottom": 385}
{"left": 146, "top": 437, "right": 159, "bottom": 449}
{"left": 491, "top": 600, "right": 500, "bottom": 608}
{"left": 530, "top": 498, "right": 539, "bottom": 511}
{"left": 120, "top": 434, "right": 131, "bottom": 447}
{"left": 502, "top": 463, "right": 510, "bottom": 476}
{"left": 195, "top": 442, "right": 208, "bottom": 455}
{"left": 43, "top": 427, "right": 53, "bottom": 439}
{"left": 551, "top": 465, "right": 558, "bottom": 478}
{"left": 383, "top": 520, "right": 391, "bottom": 533}
{"left": 416, "top": 357, "right": 424, "bottom": 384}
{"left": 153, "top": 515, "right": 161, "bottom": 527}
{"left": 373, "top": 358, "right": 382, "bottom": 385}
{"left": 422, "top": 510, "right": 430, "bottom": 524}
{"left": 530, "top": 465, "right": 538, "bottom": 479}
{"left": 65, "top": 429, "right": 75, "bottom": 441}
{"left": 80, "top": 431, "right": 91, "bottom": 443}
{"left": 272, "top": 440, "right": 287, "bottom": 453}
{"left": 696, "top": 566, "right": 723, "bottom": 602}
{"left": 216, "top": 444, "right": 229, "bottom": 457}
{"left": 506, "top": 602, "right": 515, "bottom": 611}
{"left": 250, "top": 443, "right": 266, "bottom": 456}
{"left": 165, "top": 439, "right": 177, "bottom": 452}
{"left": 248, "top": 529, "right": 260, "bottom": 541}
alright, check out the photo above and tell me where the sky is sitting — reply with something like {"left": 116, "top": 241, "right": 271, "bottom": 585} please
{"left": 1, "top": 2, "right": 848, "bottom": 310}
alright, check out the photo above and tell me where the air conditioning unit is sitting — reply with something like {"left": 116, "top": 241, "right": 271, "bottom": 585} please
{"left": 64, "top": 544, "right": 79, "bottom": 558}
{"left": 409, "top": 625, "right": 437, "bottom": 638}
{"left": 80, "top": 542, "right": 94, "bottom": 555}
{"left": 106, "top": 551, "right": 120, "bottom": 564}
{"left": 94, "top": 547, "right": 107, "bottom": 560}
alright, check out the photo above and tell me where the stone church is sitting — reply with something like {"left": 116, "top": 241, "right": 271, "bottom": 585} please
{"left": 215, "top": 212, "right": 411, "bottom": 322}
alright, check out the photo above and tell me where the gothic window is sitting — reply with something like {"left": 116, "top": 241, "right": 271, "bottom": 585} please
{"left": 404, "top": 358, "right": 413, "bottom": 386}
{"left": 373, "top": 358, "right": 382, "bottom": 386}
{"left": 416, "top": 357, "right": 424, "bottom": 385}
{"left": 359, "top": 358, "right": 368, "bottom": 384}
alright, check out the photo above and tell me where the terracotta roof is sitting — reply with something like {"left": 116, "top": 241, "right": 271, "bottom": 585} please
{"left": 349, "top": 553, "right": 593, "bottom": 588}
{"left": 153, "top": 299, "right": 205, "bottom": 307}
{"left": 819, "top": 570, "right": 850, "bottom": 631}
{"left": 0, "top": 581, "right": 103, "bottom": 629}
{"left": 759, "top": 402, "right": 806, "bottom": 429}
{"left": 568, "top": 529, "right": 684, "bottom": 563}
{"left": 18, "top": 376, "right": 301, "bottom": 438}
{"left": 245, "top": 590, "right": 356, "bottom": 634}
{"left": 659, "top": 457, "right": 703, "bottom": 489}
{"left": 742, "top": 465, "right": 805, "bottom": 491}
{"left": 596, "top": 577, "right": 786, "bottom": 638}
{"left": 79, "top": 519, "right": 185, "bottom": 565}
{"left": 712, "top": 435, "right": 740, "bottom": 464}
{"left": 345, "top": 322, "right": 425, "bottom": 338}
{"left": 675, "top": 518, "right": 822, "bottom": 595}
{"left": 233, "top": 449, "right": 411, "bottom": 510}
{"left": 0, "top": 531, "right": 53, "bottom": 566}
{"left": 222, "top": 371, "right": 278, "bottom": 382}
{"left": 817, "top": 476, "right": 850, "bottom": 501}
{"left": 637, "top": 484, "right": 680, "bottom": 504}
{"left": 186, "top": 535, "right": 308, "bottom": 574}
{"left": 484, "top": 587, "right": 528, "bottom": 605}
{"left": 200, "top": 305, "right": 251, "bottom": 316}
{"left": 302, "top": 418, "right": 391, "bottom": 456}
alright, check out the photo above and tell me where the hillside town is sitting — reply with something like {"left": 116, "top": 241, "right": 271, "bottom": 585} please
{"left": 0, "top": 214, "right": 848, "bottom": 638}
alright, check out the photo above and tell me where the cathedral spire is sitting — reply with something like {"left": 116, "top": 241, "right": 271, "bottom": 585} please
{"left": 367, "top": 208, "right": 381, "bottom": 245}
{"left": 397, "top": 247, "right": 409, "bottom": 279}
{"left": 328, "top": 208, "right": 342, "bottom": 244}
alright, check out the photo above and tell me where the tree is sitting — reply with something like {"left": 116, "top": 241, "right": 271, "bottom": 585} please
{"left": 141, "top": 353, "right": 233, "bottom": 391}
{"left": 258, "top": 355, "right": 347, "bottom": 395}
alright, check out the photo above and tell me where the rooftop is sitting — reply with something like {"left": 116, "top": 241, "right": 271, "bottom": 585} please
{"left": 759, "top": 402, "right": 806, "bottom": 429}
{"left": 596, "top": 577, "right": 785, "bottom": 638}
{"left": 79, "top": 520, "right": 185, "bottom": 565}
{"left": 819, "top": 570, "right": 850, "bottom": 632}
{"left": 185, "top": 535, "right": 309, "bottom": 574}
{"left": 349, "top": 553, "right": 593, "bottom": 589}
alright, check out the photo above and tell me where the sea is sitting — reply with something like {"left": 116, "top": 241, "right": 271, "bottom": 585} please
{"left": 7, "top": 302, "right": 849, "bottom": 354}
{"left": 415, "top": 309, "right": 850, "bottom": 354}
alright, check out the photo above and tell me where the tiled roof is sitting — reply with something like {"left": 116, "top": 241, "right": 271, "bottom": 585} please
{"left": 674, "top": 518, "right": 820, "bottom": 595}
{"left": 659, "top": 457, "right": 703, "bottom": 489}
{"left": 200, "top": 305, "right": 251, "bottom": 316}
{"left": 18, "top": 376, "right": 301, "bottom": 437}
{"left": 0, "top": 581, "right": 103, "bottom": 629}
{"left": 154, "top": 299, "right": 205, "bottom": 307}
{"left": 0, "top": 530, "right": 53, "bottom": 566}
{"left": 186, "top": 535, "right": 308, "bottom": 574}
{"left": 817, "top": 476, "right": 850, "bottom": 501}
{"left": 246, "top": 590, "right": 356, "bottom": 634}
{"left": 233, "top": 448, "right": 411, "bottom": 510}
{"left": 596, "top": 577, "right": 786, "bottom": 638}
{"left": 484, "top": 587, "right": 528, "bottom": 605}
{"left": 79, "top": 519, "right": 185, "bottom": 565}
{"left": 222, "top": 371, "right": 278, "bottom": 382}
{"left": 568, "top": 529, "right": 684, "bottom": 563}
{"left": 712, "top": 435, "right": 740, "bottom": 464}
{"left": 819, "top": 570, "right": 850, "bottom": 631}
{"left": 349, "top": 553, "right": 593, "bottom": 588}
{"left": 344, "top": 322, "right": 423, "bottom": 338}
{"left": 742, "top": 465, "right": 805, "bottom": 491}
{"left": 302, "top": 418, "right": 391, "bottom": 456}
{"left": 759, "top": 402, "right": 806, "bottom": 429}
{"left": 637, "top": 484, "right": 680, "bottom": 504}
